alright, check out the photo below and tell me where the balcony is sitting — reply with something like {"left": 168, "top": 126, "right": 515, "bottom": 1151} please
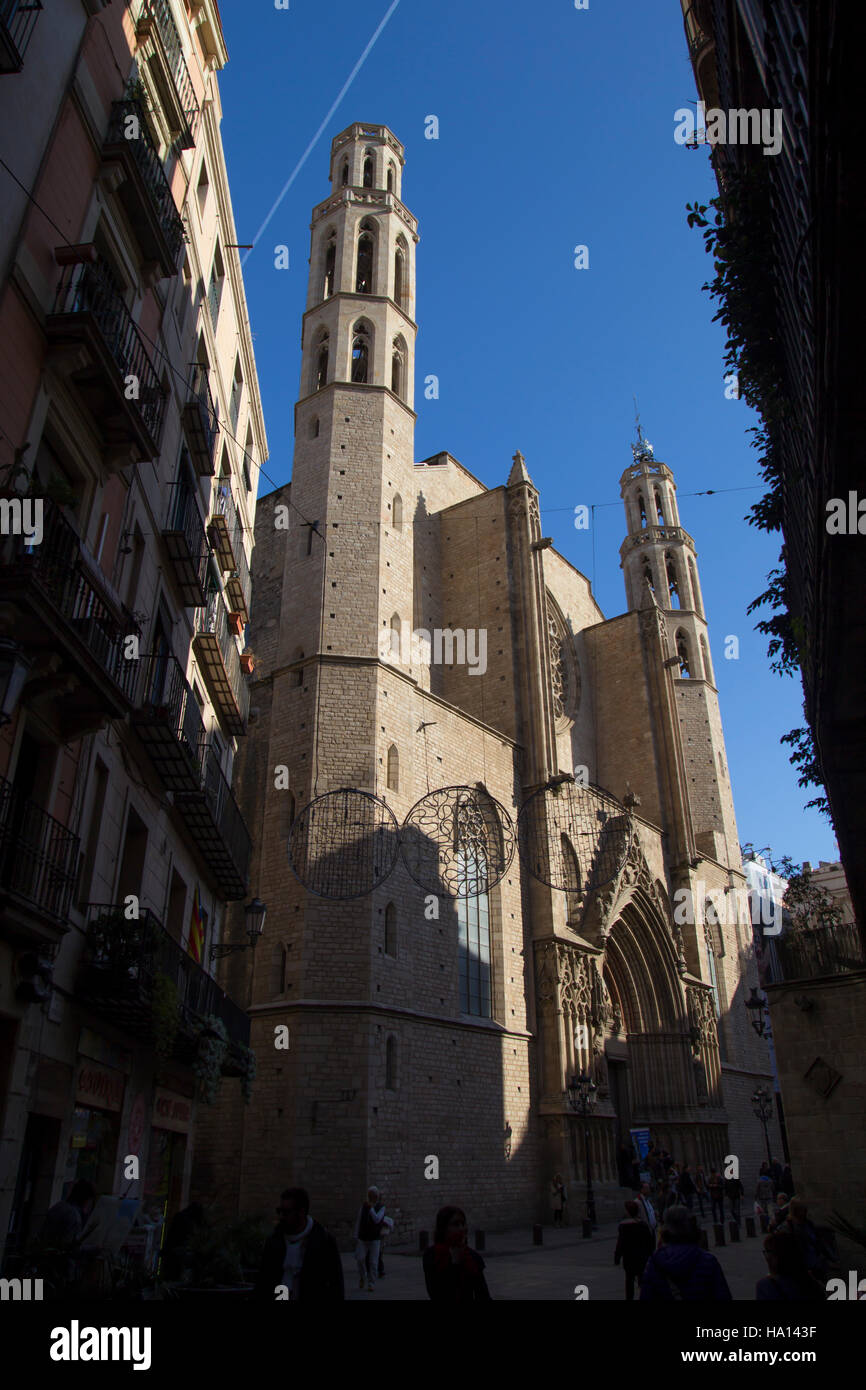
{"left": 208, "top": 481, "right": 241, "bottom": 573}
{"left": 136, "top": 0, "right": 200, "bottom": 151}
{"left": 162, "top": 479, "right": 209, "bottom": 606}
{"left": 0, "top": 777, "right": 79, "bottom": 946}
{"left": 45, "top": 260, "right": 165, "bottom": 466}
{"left": 131, "top": 651, "right": 206, "bottom": 793}
{"left": 174, "top": 745, "right": 251, "bottom": 900}
{"left": 182, "top": 363, "right": 219, "bottom": 476}
{"left": 774, "top": 922, "right": 866, "bottom": 983}
{"left": 192, "top": 590, "right": 249, "bottom": 736}
{"left": 225, "top": 536, "right": 251, "bottom": 623}
{"left": 0, "top": 1, "right": 42, "bottom": 74}
{"left": 0, "top": 495, "right": 139, "bottom": 738}
{"left": 77, "top": 905, "right": 250, "bottom": 1056}
{"left": 101, "top": 99, "right": 184, "bottom": 278}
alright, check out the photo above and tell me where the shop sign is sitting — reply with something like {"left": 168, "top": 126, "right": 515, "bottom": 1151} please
{"left": 75, "top": 1061, "right": 125, "bottom": 1112}
{"left": 152, "top": 1089, "right": 192, "bottom": 1133}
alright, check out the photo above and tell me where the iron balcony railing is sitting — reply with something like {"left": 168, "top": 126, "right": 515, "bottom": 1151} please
{"left": 209, "top": 480, "right": 241, "bottom": 571}
{"left": 165, "top": 475, "right": 209, "bottom": 602}
{"left": 81, "top": 904, "right": 250, "bottom": 1049}
{"left": 775, "top": 922, "right": 866, "bottom": 983}
{"left": 0, "top": 495, "right": 138, "bottom": 702}
{"left": 0, "top": 776, "right": 80, "bottom": 925}
{"left": 133, "top": 650, "right": 206, "bottom": 786}
{"left": 226, "top": 533, "right": 251, "bottom": 620}
{"left": 51, "top": 260, "right": 165, "bottom": 449}
{"left": 199, "top": 743, "right": 252, "bottom": 890}
{"left": 207, "top": 274, "right": 222, "bottom": 329}
{"left": 0, "top": 0, "right": 42, "bottom": 74}
{"left": 193, "top": 587, "right": 250, "bottom": 730}
{"left": 184, "top": 362, "right": 219, "bottom": 474}
{"left": 140, "top": 0, "right": 200, "bottom": 148}
{"left": 104, "top": 98, "right": 184, "bottom": 267}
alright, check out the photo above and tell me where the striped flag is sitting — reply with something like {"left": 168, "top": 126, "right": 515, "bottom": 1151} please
{"left": 188, "top": 885, "right": 204, "bottom": 963}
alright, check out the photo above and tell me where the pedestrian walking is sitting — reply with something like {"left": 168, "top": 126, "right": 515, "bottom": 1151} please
{"left": 678, "top": 1165, "right": 696, "bottom": 1212}
{"left": 756, "top": 1231, "right": 826, "bottom": 1301}
{"left": 614, "top": 1200, "right": 655, "bottom": 1301}
{"left": 551, "top": 1173, "right": 568, "bottom": 1227}
{"left": 694, "top": 1166, "right": 708, "bottom": 1219}
{"left": 256, "top": 1187, "right": 344, "bottom": 1301}
{"left": 768, "top": 1192, "right": 790, "bottom": 1232}
{"left": 725, "top": 1174, "right": 744, "bottom": 1224}
{"left": 707, "top": 1170, "right": 724, "bottom": 1225}
{"left": 636, "top": 1182, "right": 657, "bottom": 1237}
{"left": 781, "top": 1164, "right": 795, "bottom": 1195}
{"left": 769, "top": 1157, "right": 783, "bottom": 1192}
{"left": 639, "top": 1206, "right": 732, "bottom": 1301}
{"left": 422, "top": 1206, "right": 491, "bottom": 1301}
{"left": 778, "top": 1201, "right": 833, "bottom": 1281}
{"left": 373, "top": 1211, "right": 394, "bottom": 1279}
{"left": 354, "top": 1185, "right": 386, "bottom": 1292}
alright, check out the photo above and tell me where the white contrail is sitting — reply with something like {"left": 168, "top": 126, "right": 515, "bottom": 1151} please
{"left": 242, "top": 0, "right": 403, "bottom": 267}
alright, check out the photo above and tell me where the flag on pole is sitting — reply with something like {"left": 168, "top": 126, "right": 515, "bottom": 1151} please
{"left": 188, "top": 885, "right": 204, "bottom": 963}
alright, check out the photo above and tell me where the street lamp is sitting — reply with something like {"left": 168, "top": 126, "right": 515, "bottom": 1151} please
{"left": 745, "top": 986, "right": 771, "bottom": 1038}
{"left": 751, "top": 1086, "right": 773, "bottom": 1167}
{"left": 566, "top": 1072, "right": 598, "bottom": 1237}
{"left": 210, "top": 897, "right": 267, "bottom": 960}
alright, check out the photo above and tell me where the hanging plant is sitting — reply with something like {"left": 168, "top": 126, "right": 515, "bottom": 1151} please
{"left": 193, "top": 1015, "right": 228, "bottom": 1105}
{"left": 237, "top": 1045, "right": 257, "bottom": 1104}
{"left": 151, "top": 972, "right": 179, "bottom": 1061}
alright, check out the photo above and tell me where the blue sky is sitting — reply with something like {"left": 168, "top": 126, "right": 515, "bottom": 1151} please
{"left": 216, "top": 0, "right": 837, "bottom": 867}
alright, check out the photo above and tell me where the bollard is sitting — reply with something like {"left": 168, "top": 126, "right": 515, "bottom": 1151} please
{"left": 474, "top": 1230, "right": 485, "bottom": 1251}
{"left": 729, "top": 1220, "right": 740, "bottom": 1243}
{"left": 532, "top": 1223, "right": 543, "bottom": 1245}
{"left": 745, "top": 1216, "right": 756, "bottom": 1238}
{"left": 419, "top": 1229, "right": 429, "bottom": 1251}
{"left": 713, "top": 1223, "right": 726, "bottom": 1247}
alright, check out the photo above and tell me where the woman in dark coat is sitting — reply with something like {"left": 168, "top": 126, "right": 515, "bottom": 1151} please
{"left": 422, "top": 1206, "right": 491, "bottom": 1301}
{"left": 614, "top": 1199, "right": 655, "bottom": 1300}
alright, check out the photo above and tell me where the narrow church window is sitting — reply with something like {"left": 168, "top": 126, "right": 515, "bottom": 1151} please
{"left": 340, "top": 160, "right": 349, "bottom": 186}
{"left": 391, "top": 338, "right": 405, "bottom": 398}
{"left": 279, "top": 943, "right": 289, "bottom": 994}
{"left": 642, "top": 560, "right": 654, "bottom": 594}
{"left": 385, "top": 1035, "right": 397, "bottom": 1089}
{"left": 456, "top": 848, "right": 492, "bottom": 1018}
{"left": 310, "top": 416, "right": 319, "bottom": 439}
{"left": 666, "top": 555, "right": 680, "bottom": 608}
{"left": 323, "top": 235, "right": 336, "bottom": 299}
{"left": 363, "top": 152, "right": 374, "bottom": 188}
{"left": 387, "top": 162, "right": 395, "bottom": 192}
{"left": 394, "top": 240, "right": 407, "bottom": 309}
{"left": 356, "top": 228, "right": 375, "bottom": 293}
{"left": 700, "top": 634, "right": 711, "bottom": 681}
{"left": 315, "top": 336, "right": 329, "bottom": 391}
{"left": 676, "top": 632, "right": 691, "bottom": 677}
{"left": 387, "top": 743, "right": 399, "bottom": 791}
{"left": 654, "top": 488, "right": 665, "bottom": 525}
{"left": 293, "top": 649, "right": 304, "bottom": 683}
{"left": 392, "top": 494, "right": 403, "bottom": 532}
{"left": 638, "top": 493, "right": 647, "bottom": 527}
{"left": 351, "top": 325, "right": 370, "bottom": 383}
{"left": 689, "top": 558, "right": 703, "bottom": 616}
{"left": 384, "top": 902, "right": 397, "bottom": 957}
{"left": 390, "top": 613, "right": 401, "bottom": 659}
{"left": 561, "top": 834, "right": 582, "bottom": 923}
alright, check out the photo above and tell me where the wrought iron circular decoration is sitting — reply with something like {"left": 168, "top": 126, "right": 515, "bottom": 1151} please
{"left": 517, "top": 781, "right": 632, "bottom": 894}
{"left": 399, "top": 785, "right": 516, "bottom": 898}
{"left": 288, "top": 788, "right": 400, "bottom": 900}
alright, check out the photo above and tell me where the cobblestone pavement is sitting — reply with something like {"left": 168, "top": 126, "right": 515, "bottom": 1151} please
{"left": 343, "top": 1219, "right": 768, "bottom": 1301}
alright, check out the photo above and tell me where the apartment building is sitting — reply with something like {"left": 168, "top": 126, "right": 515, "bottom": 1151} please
{"left": 0, "top": 0, "right": 267, "bottom": 1273}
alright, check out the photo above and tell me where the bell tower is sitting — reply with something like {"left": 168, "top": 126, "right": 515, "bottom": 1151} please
{"left": 619, "top": 428, "right": 739, "bottom": 864}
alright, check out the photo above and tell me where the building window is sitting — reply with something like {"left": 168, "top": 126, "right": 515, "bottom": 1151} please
{"left": 666, "top": 554, "right": 680, "bottom": 608}
{"left": 310, "top": 416, "right": 319, "bottom": 439}
{"left": 392, "top": 494, "right": 402, "bottom": 532}
{"left": 356, "top": 223, "right": 375, "bottom": 294}
{"left": 323, "top": 233, "right": 336, "bottom": 299}
{"left": 394, "top": 239, "right": 407, "bottom": 309}
{"left": 676, "top": 631, "right": 691, "bottom": 678}
{"left": 654, "top": 488, "right": 665, "bottom": 525}
{"left": 387, "top": 162, "right": 395, "bottom": 192}
{"left": 351, "top": 323, "right": 371, "bottom": 383}
{"left": 340, "top": 160, "right": 349, "bottom": 186}
{"left": 197, "top": 160, "right": 209, "bottom": 217}
{"left": 230, "top": 356, "right": 244, "bottom": 431}
{"left": 386, "top": 743, "right": 399, "bottom": 791}
{"left": 389, "top": 613, "right": 401, "bottom": 659}
{"left": 638, "top": 493, "right": 647, "bottom": 527}
{"left": 689, "top": 558, "right": 702, "bottom": 616}
{"left": 384, "top": 902, "right": 397, "bottom": 957}
{"left": 700, "top": 634, "right": 712, "bottom": 682}
{"left": 385, "top": 1035, "right": 397, "bottom": 1090}
{"left": 314, "top": 332, "right": 329, "bottom": 391}
{"left": 391, "top": 335, "right": 406, "bottom": 399}
{"left": 642, "top": 559, "right": 654, "bottom": 595}
{"left": 363, "top": 152, "right": 374, "bottom": 188}
{"left": 457, "top": 849, "right": 492, "bottom": 1018}
{"left": 208, "top": 246, "right": 224, "bottom": 327}
{"left": 561, "top": 834, "right": 581, "bottom": 923}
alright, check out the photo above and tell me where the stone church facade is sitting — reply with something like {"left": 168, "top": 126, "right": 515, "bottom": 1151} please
{"left": 195, "top": 123, "right": 781, "bottom": 1241}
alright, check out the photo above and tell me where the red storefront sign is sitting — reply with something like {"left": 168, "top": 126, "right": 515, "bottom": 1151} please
{"left": 75, "top": 1061, "right": 125, "bottom": 1112}
{"left": 152, "top": 1089, "right": 192, "bottom": 1133}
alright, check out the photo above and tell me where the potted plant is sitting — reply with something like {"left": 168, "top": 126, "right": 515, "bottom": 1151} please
{"left": 163, "top": 1213, "right": 269, "bottom": 1299}
{"left": 192, "top": 1014, "right": 228, "bottom": 1104}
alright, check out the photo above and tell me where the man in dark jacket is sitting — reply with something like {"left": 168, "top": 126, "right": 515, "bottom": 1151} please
{"left": 614, "top": 1200, "right": 655, "bottom": 1300}
{"left": 256, "top": 1188, "right": 344, "bottom": 1301}
{"left": 640, "top": 1206, "right": 732, "bottom": 1301}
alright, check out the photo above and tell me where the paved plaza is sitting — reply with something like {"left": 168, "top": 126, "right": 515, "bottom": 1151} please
{"left": 343, "top": 1218, "right": 769, "bottom": 1301}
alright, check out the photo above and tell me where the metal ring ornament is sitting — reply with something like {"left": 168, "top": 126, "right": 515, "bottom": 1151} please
{"left": 399, "top": 785, "right": 516, "bottom": 898}
{"left": 288, "top": 788, "right": 400, "bottom": 899}
{"left": 517, "top": 781, "right": 632, "bottom": 893}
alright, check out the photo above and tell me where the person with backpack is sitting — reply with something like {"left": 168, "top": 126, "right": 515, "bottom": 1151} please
{"left": 640, "top": 1206, "right": 732, "bottom": 1301}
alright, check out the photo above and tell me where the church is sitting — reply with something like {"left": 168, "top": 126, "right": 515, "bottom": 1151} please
{"left": 195, "top": 123, "right": 780, "bottom": 1242}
